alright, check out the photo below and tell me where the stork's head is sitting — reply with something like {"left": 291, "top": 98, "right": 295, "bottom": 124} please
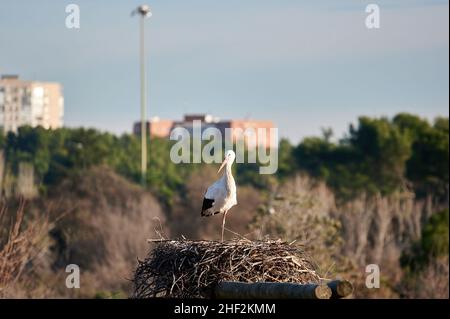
{"left": 218, "top": 150, "right": 236, "bottom": 173}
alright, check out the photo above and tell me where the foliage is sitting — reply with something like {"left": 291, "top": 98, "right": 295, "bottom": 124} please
{"left": 401, "top": 208, "right": 449, "bottom": 271}
{"left": 290, "top": 114, "right": 448, "bottom": 199}
{"left": 421, "top": 209, "right": 449, "bottom": 258}
{"left": 1, "top": 113, "right": 447, "bottom": 202}
{"left": 1, "top": 127, "right": 189, "bottom": 205}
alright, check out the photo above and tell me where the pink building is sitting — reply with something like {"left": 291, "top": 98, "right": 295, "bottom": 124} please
{"left": 133, "top": 114, "right": 276, "bottom": 149}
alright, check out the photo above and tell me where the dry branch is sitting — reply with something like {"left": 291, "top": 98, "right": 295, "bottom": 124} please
{"left": 0, "top": 200, "right": 50, "bottom": 294}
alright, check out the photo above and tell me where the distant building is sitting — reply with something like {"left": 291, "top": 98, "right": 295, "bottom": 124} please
{"left": 133, "top": 114, "right": 276, "bottom": 149}
{"left": 0, "top": 75, "right": 64, "bottom": 133}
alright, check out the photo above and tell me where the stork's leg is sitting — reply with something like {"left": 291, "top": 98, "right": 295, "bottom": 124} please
{"left": 221, "top": 211, "right": 228, "bottom": 242}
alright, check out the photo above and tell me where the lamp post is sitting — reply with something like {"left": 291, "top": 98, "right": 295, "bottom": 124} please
{"left": 132, "top": 5, "right": 152, "bottom": 186}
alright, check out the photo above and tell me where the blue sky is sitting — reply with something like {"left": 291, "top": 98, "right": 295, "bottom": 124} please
{"left": 0, "top": 0, "right": 448, "bottom": 143}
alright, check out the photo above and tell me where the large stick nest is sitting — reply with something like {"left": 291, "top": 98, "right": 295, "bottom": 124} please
{"left": 132, "top": 239, "right": 321, "bottom": 298}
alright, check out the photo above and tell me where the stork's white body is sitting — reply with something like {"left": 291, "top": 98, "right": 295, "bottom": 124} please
{"left": 203, "top": 172, "right": 237, "bottom": 216}
{"left": 201, "top": 150, "right": 237, "bottom": 241}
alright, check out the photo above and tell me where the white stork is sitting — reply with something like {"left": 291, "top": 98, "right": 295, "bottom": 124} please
{"left": 201, "top": 150, "right": 237, "bottom": 241}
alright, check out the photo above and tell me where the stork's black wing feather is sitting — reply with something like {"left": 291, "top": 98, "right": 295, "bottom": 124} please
{"left": 201, "top": 198, "right": 215, "bottom": 216}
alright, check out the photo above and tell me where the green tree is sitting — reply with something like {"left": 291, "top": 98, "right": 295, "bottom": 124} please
{"left": 394, "top": 114, "right": 449, "bottom": 198}
{"left": 348, "top": 116, "right": 412, "bottom": 194}
{"left": 421, "top": 209, "right": 449, "bottom": 259}
{"left": 401, "top": 209, "right": 449, "bottom": 271}
{"left": 276, "top": 138, "right": 296, "bottom": 179}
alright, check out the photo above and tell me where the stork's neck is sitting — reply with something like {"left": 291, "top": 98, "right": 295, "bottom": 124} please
{"left": 222, "top": 161, "right": 235, "bottom": 190}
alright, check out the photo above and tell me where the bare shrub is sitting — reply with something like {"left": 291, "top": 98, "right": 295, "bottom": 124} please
{"left": 412, "top": 256, "right": 449, "bottom": 299}
{"left": 334, "top": 192, "right": 439, "bottom": 268}
{"left": 46, "top": 167, "right": 167, "bottom": 297}
{"left": 398, "top": 256, "right": 449, "bottom": 299}
{"left": 0, "top": 167, "right": 167, "bottom": 298}
{"left": 0, "top": 200, "right": 52, "bottom": 297}
{"left": 250, "top": 175, "right": 342, "bottom": 276}
{"left": 250, "top": 174, "right": 446, "bottom": 298}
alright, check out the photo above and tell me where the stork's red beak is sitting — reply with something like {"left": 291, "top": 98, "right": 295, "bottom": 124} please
{"left": 218, "top": 158, "right": 228, "bottom": 173}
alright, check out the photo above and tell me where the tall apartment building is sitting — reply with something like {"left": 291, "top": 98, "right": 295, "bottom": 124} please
{"left": 133, "top": 114, "right": 276, "bottom": 149}
{"left": 0, "top": 75, "right": 64, "bottom": 133}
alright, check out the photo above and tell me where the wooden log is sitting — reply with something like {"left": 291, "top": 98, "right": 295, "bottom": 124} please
{"left": 326, "top": 280, "right": 354, "bottom": 299}
{"left": 214, "top": 281, "right": 332, "bottom": 299}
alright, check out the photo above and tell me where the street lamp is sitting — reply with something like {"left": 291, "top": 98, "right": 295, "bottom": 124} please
{"left": 132, "top": 5, "right": 152, "bottom": 186}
